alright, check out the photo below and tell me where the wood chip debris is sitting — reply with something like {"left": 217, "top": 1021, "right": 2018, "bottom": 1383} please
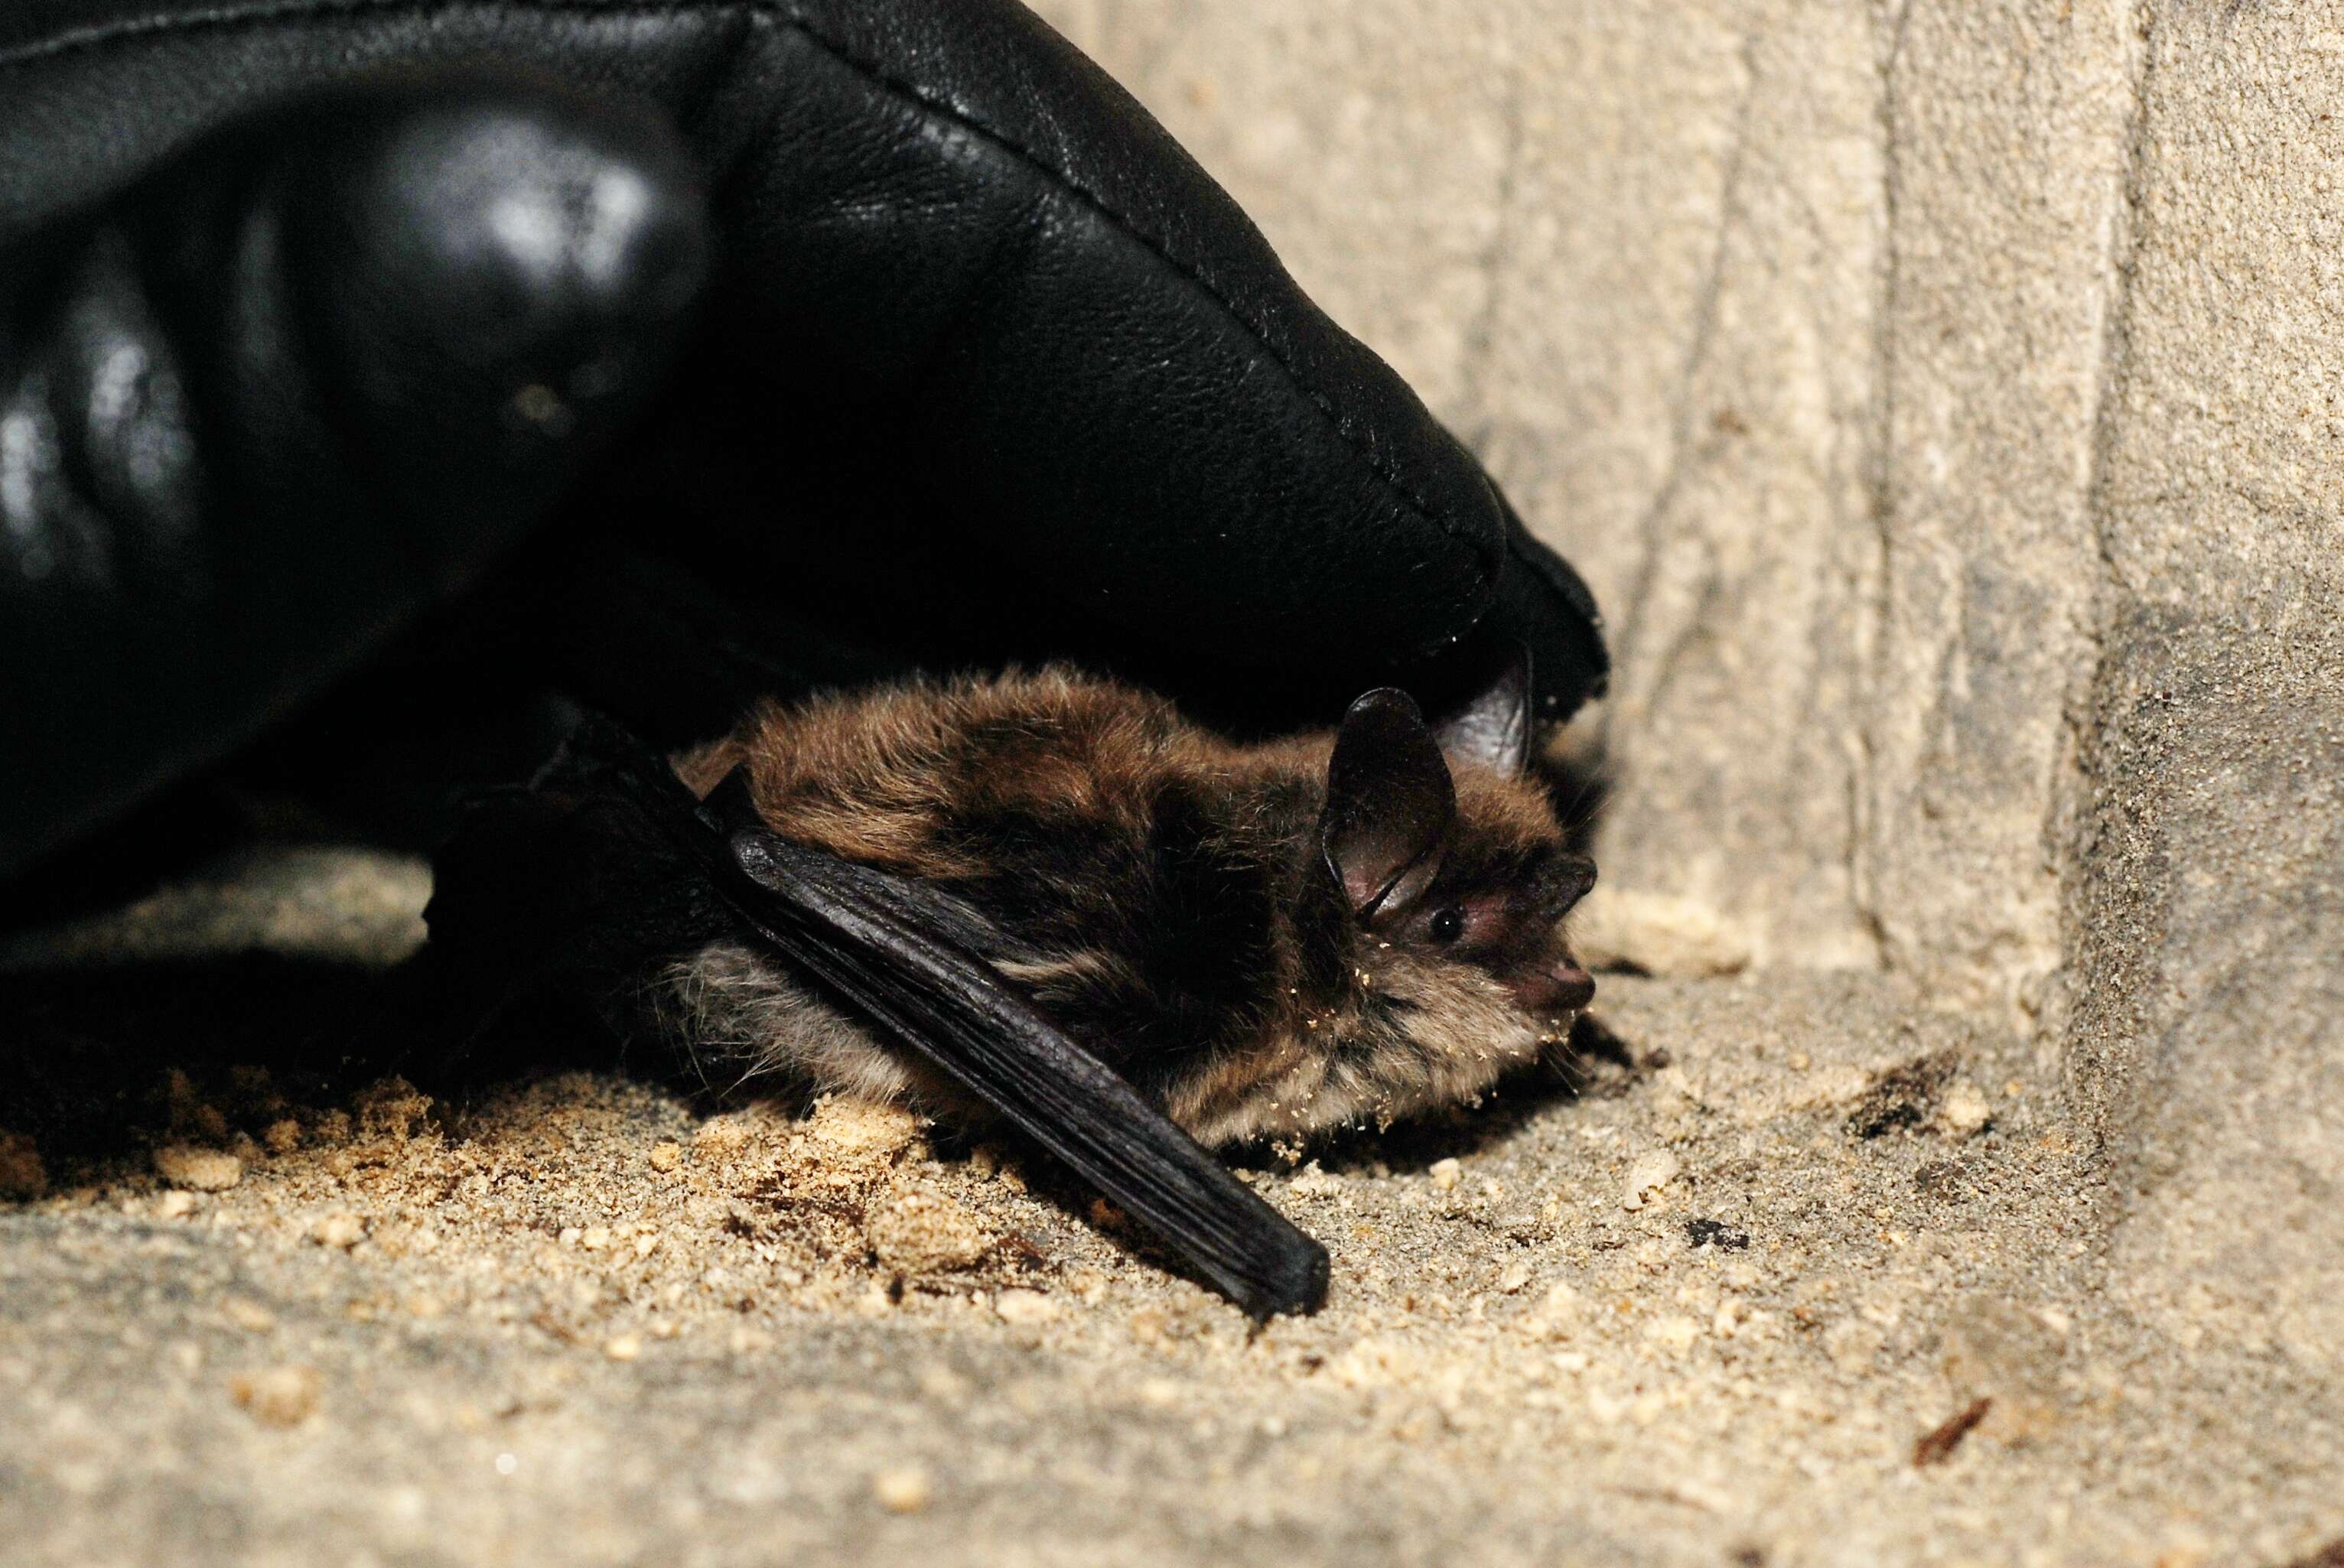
{"left": 1913, "top": 1396, "right": 1993, "bottom": 1467}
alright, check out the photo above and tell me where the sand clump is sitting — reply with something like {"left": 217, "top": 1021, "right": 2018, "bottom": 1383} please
{"left": 868, "top": 1189, "right": 995, "bottom": 1276}
{"left": 686, "top": 1096, "right": 1035, "bottom": 1296}
{"left": 153, "top": 1144, "right": 243, "bottom": 1191}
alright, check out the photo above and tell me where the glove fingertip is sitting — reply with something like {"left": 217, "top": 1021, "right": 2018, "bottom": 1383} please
{"left": 276, "top": 75, "right": 711, "bottom": 578}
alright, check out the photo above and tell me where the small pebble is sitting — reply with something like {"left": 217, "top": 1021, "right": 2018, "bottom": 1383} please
{"left": 1495, "top": 1261, "right": 1532, "bottom": 1294}
{"left": 153, "top": 1145, "right": 242, "bottom": 1192}
{"left": 310, "top": 1212, "right": 366, "bottom": 1249}
{"left": 1643, "top": 1314, "right": 1703, "bottom": 1354}
{"left": 1287, "top": 1163, "right": 1343, "bottom": 1199}
{"left": 230, "top": 1365, "right": 321, "bottom": 1427}
{"left": 155, "top": 1190, "right": 198, "bottom": 1221}
{"left": 995, "top": 1290, "right": 1059, "bottom": 1326}
{"left": 579, "top": 1226, "right": 613, "bottom": 1251}
{"left": 1622, "top": 1150, "right": 1681, "bottom": 1211}
{"left": 225, "top": 1300, "right": 276, "bottom": 1333}
{"left": 647, "top": 1142, "right": 682, "bottom": 1173}
{"left": 1939, "top": 1082, "right": 1992, "bottom": 1137}
{"left": 1428, "top": 1158, "right": 1463, "bottom": 1192}
{"left": 1515, "top": 1282, "right": 1580, "bottom": 1342}
{"left": 604, "top": 1335, "right": 643, "bottom": 1361}
{"left": 1136, "top": 1378, "right": 1180, "bottom": 1407}
{"left": 872, "top": 1466, "right": 933, "bottom": 1514}
{"left": 918, "top": 1366, "right": 972, "bottom": 1402}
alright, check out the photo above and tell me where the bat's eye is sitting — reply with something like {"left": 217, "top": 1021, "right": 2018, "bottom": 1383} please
{"left": 1429, "top": 906, "right": 1466, "bottom": 945}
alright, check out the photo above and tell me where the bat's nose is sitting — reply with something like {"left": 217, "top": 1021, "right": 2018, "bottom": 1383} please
{"left": 1509, "top": 957, "right": 1596, "bottom": 1013}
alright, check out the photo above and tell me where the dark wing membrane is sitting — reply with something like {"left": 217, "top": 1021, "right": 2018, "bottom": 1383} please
{"left": 423, "top": 716, "right": 741, "bottom": 1026}
{"left": 708, "top": 796, "right": 1328, "bottom": 1320}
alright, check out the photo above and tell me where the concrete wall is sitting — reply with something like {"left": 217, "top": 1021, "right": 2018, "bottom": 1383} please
{"left": 1034, "top": 0, "right": 2343, "bottom": 1377}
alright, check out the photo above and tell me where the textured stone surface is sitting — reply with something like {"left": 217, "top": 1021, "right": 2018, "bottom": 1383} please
{"left": 1045, "top": 0, "right": 1896, "bottom": 971}
{"left": 2060, "top": 5, "right": 2344, "bottom": 1383}
{"left": 1037, "top": 0, "right": 2344, "bottom": 1524}
{"left": 1036, "top": 0, "right": 2157, "bottom": 1004}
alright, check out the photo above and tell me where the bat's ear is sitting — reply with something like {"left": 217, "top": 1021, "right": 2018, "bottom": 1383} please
{"left": 1320, "top": 688, "right": 1456, "bottom": 922}
{"left": 699, "top": 766, "right": 762, "bottom": 836}
{"left": 1429, "top": 641, "right": 1534, "bottom": 775}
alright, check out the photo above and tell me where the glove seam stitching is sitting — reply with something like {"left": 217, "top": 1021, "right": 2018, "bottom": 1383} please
{"left": 0, "top": 0, "right": 1500, "bottom": 624}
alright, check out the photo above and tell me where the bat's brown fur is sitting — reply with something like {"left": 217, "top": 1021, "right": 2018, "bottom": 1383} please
{"left": 657, "top": 669, "right": 1594, "bottom": 1148}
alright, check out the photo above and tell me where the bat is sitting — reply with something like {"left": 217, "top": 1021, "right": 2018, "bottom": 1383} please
{"left": 423, "top": 653, "right": 1597, "bottom": 1319}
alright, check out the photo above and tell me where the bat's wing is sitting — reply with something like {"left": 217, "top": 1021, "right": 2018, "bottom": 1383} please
{"left": 425, "top": 717, "right": 1329, "bottom": 1319}
{"left": 427, "top": 717, "right": 733, "bottom": 1002}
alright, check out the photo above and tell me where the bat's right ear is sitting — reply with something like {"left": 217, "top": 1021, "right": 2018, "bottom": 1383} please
{"left": 699, "top": 766, "right": 762, "bottom": 836}
{"left": 1429, "top": 641, "right": 1534, "bottom": 775}
{"left": 1320, "top": 688, "right": 1456, "bottom": 922}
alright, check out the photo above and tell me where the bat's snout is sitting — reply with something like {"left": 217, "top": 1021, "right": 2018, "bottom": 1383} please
{"left": 1509, "top": 955, "right": 1595, "bottom": 1013}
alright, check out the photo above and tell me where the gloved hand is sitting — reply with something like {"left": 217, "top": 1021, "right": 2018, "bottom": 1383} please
{"left": 0, "top": 0, "right": 1606, "bottom": 883}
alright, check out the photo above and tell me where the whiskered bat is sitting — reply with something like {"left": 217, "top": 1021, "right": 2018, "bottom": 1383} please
{"left": 425, "top": 655, "right": 1596, "bottom": 1319}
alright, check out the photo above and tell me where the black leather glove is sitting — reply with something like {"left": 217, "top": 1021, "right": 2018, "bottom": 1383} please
{"left": 0, "top": 0, "right": 1607, "bottom": 883}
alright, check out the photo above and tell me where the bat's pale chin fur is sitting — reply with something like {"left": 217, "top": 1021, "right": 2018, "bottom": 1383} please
{"left": 654, "top": 940, "right": 913, "bottom": 1108}
{"left": 1171, "top": 953, "right": 1571, "bottom": 1148}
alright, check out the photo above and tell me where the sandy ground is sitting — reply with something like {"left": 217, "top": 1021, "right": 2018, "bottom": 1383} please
{"left": 2, "top": 847, "right": 2339, "bottom": 1568}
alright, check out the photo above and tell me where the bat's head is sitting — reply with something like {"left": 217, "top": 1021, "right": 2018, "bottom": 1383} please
{"left": 1171, "top": 658, "right": 1598, "bottom": 1147}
